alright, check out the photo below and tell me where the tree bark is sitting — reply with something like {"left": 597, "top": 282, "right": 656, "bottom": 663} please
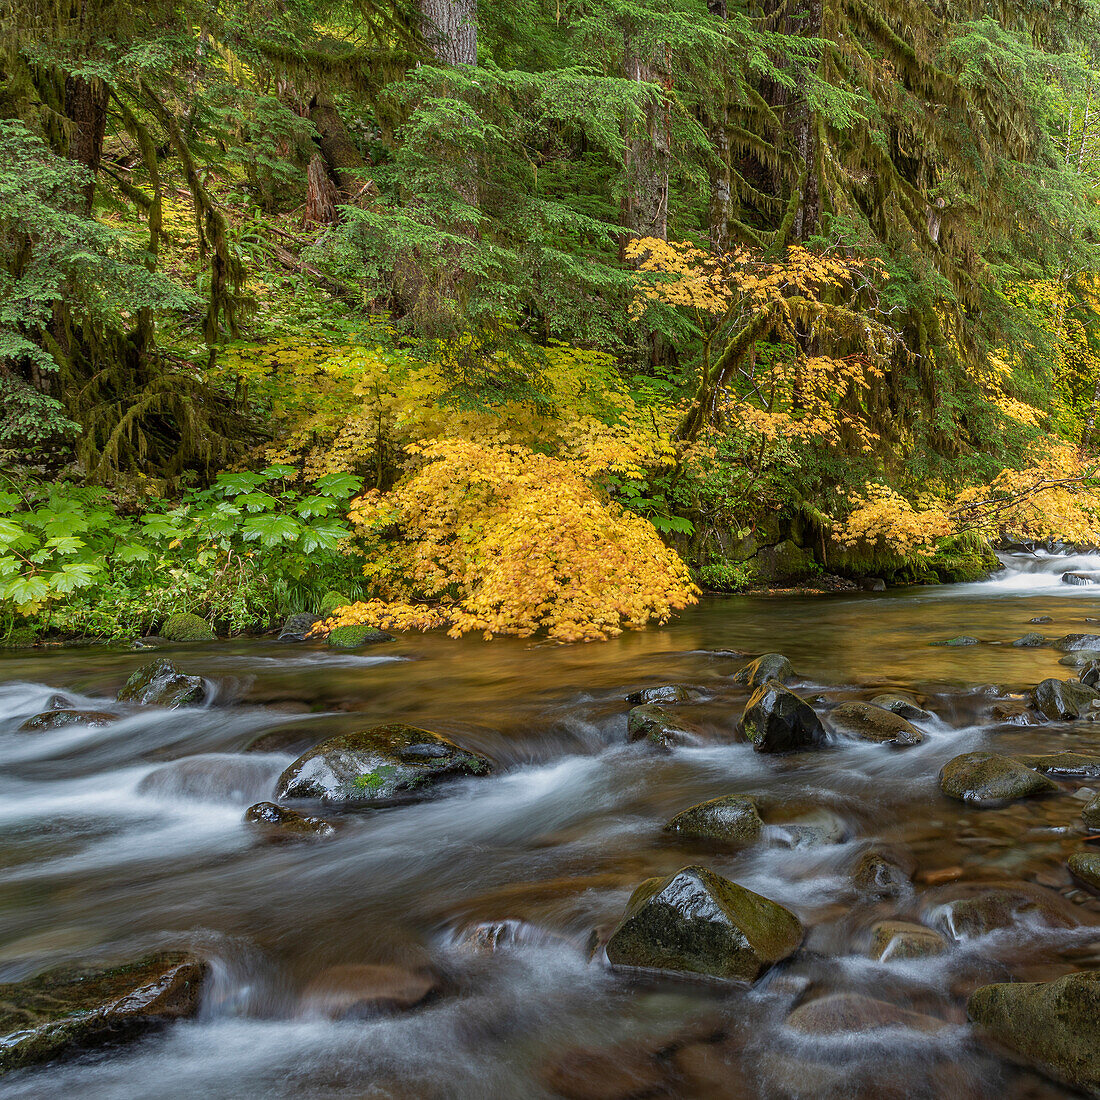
{"left": 620, "top": 35, "right": 670, "bottom": 250}
{"left": 420, "top": 0, "right": 477, "bottom": 66}
{"left": 309, "top": 93, "right": 369, "bottom": 197}
{"left": 64, "top": 75, "right": 109, "bottom": 213}
{"left": 791, "top": 0, "right": 822, "bottom": 241}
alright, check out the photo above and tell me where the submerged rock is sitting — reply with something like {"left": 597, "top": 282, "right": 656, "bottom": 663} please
{"left": 244, "top": 801, "right": 335, "bottom": 840}
{"left": 936, "top": 887, "right": 1076, "bottom": 939}
{"left": 939, "top": 751, "right": 1057, "bottom": 805}
{"left": 1083, "top": 792, "right": 1100, "bottom": 830}
{"left": 18, "top": 709, "right": 116, "bottom": 732}
{"left": 663, "top": 795, "right": 763, "bottom": 844}
{"left": 1032, "top": 678, "right": 1100, "bottom": 720}
{"left": 1067, "top": 852, "right": 1100, "bottom": 890}
{"left": 968, "top": 970, "right": 1100, "bottom": 1095}
{"left": 989, "top": 700, "right": 1038, "bottom": 725}
{"left": 869, "top": 694, "right": 934, "bottom": 722}
{"left": 868, "top": 920, "right": 947, "bottom": 961}
{"left": 137, "top": 755, "right": 281, "bottom": 804}
{"left": 624, "top": 684, "right": 702, "bottom": 705}
{"left": 852, "top": 850, "right": 911, "bottom": 899}
{"left": 775, "top": 808, "right": 850, "bottom": 848}
{"left": 931, "top": 635, "right": 979, "bottom": 647}
{"left": 1063, "top": 571, "right": 1100, "bottom": 586}
{"left": 0, "top": 951, "right": 207, "bottom": 1073}
{"left": 786, "top": 992, "right": 947, "bottom": 1034}
{"left": 604, "top": 865, "right": 802, "bottom": 982}
{"left": 733, "top": 653, "right": 795, "bottom": 687}
{"left": 278, "top": 613, "right": 322, "bottom": 642}
{"left": 827, "top": 701, "right": 923, "bottom": 746}
{"left": 160, "top": 613, "right": 215, "bottom": 642}
{"left": 1059, "top": 649, "right": 1100, "bottom": 668}
{"left": 300, "top": 964, "right": 439, "bottom": 1019}
{"left": 117, "top": 660, "right": 206, "bottom": 708}
{"left": 740, "top": 683, "right": 826, "bottom": 753}
{"left": 326, "top": 624, "right": 395, "bottom": 648}
{"left": 626, "top": 705, "right": 702, "bottom": 749}
{"left": 1053, "top": 633, "right": 1100, "bottom": 652}
{"left": 1012, "top": 633, "right": 1047, "bottom": 647}
{"left": 1015, "top": 751, "right": 1100, "bottom": 779}
{"left": 1029, "top": 616, "right": 1054, "bottom": 624}
{"left": 275, "top": 723, "right": 492, "bottom": 804}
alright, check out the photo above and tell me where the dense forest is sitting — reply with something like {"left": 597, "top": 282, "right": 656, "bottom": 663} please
{"left": 5, "top": 0, "right": 1100, "bottom": 643}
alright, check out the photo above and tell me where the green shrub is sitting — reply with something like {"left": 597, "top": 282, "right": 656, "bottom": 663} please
{"left": 697, "top": 561, "right": 755, "bottom": 592}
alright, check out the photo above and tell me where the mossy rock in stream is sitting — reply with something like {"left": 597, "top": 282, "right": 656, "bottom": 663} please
{"left": 1053, "top": 633, "right": 1100, "bottom": 652}
{"left": 869, "top": 694, "right": 935, "bottom": 722}
{"left": 939, "top": 751, "right": 1057, "bottom": 805}
{"left": 160, "top": 613, "right": 216, "bottom": 642}
{"left": 19, "top": 709, "right": 117, "bottom": 732}
{"left": 1032, "top": 678, "right": 1100, "bottom": 721}
{"left": 968, "top": 971, "right": 1100, "bottom": 1095}
{"left": 663, "top": 795, "right": 764, "bottom": 844}
{"left": 733, "top": 653, "right": 795, "bottom": 687}
{"left": 0, "top": 952, "right": 207, "bottom": 1073}
{"left": 604, "top": 865, "right": 803, "bottom": 982}
{"left": 275, "top": 723, "right": 493, "bottom": 804}
{"left": 739, "top": 682, "right": 826, "bottom": 753}
{"left": 1014, "top": 752, "right": 1100, "bottom": 779}
{"left": 921, "top": 536, "right": 1001, "bottom": 583}
{"left": 626, "top": 705, "right": 703, "bottom": 750}
{"left": 868, "top": 921, "right": 946, "bottom": 961}
{"left": 826, "top": 701, "right": 923, "bottom": 746}
{"left": 117, "top": 659, "right": 207, "bottom": 708}
{"left": 326, "top": 624, "right": 395, "bottom": 648}
{"left": 1068, "top": 852, "right": 1100, "bottom": 890}
{"left": 1, "top": 626, "right": 36, "bottom": 649}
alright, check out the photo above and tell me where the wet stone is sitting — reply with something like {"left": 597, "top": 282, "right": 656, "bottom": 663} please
{"left": 989, "top": 700, "right": 1038, "bottom": 725}
{"left": 936, "top": 888, "right": 1077, "bottom": 939}
{"left": 1029, "top": 616, "right": 1054, "bottom": 624}
{"left": 277, "top": 613, "right": 321, "bottom": 642}
{"left": 1012, "top": 633, "right": 1047, "bottom": 648}
{"left": 539, "top": 1041, "right": 672, "bottom": 1100}
{"left": 18, "top": 709, "right": 117, "bottom": 732}
{"left": 244, "top": 801, "right": 335, "bottom": 840}
{"left": 852, "top": 850, "right": 911, "bottom": 899}
{"left": 785, "top": 992, "right": 947, "bottom": 1034}
{"left": 939, "top": 751, "right": 1057, "bottom": 805}
{"left": 604, "top": 865, "right": 803, "bottom": 982}
{"left": 775, "top": 808, "right": 849, "bottom": 847}
{"left": 116, "top": 659, "right": 206, "bottom": 708}
{"left": 664, "top": 795, "right": 764, "bottom": 844}
{"left": 624, "top": 684, "right": 702, "bottom": 705}
{"left": 626, "top": 705, "right": 702, "bottom": 750}
{"left": 275, "top": 723, "right": 493, "bottom": 804}
{"left": 299, "top": 964, "right": 439, "bottom": 1019}
{"left": 1082, "top": 792, "right": 1100, "bottom": 829}
{"left": 1067, "top": 851, "right": 1100, "bottom": 889}
{"left": 1058, "top": 649, "right": 1100, "bottom": 668}
{"left": 1014, "top": 751, "right": 1100, "bottom": 779}
{"left": 869, "top": 694, "right": 935, "bottom": 722}
{"left": 868, "top": 920, "right": 947, "bottom": 961}
{"left": 1080, "top": 661, "right": 1100, "bottom": 688}
{"left": 1053, "top": 633, "right": 1100, "bottom": 652}
{"left": 968, "top": 970, "right": 1100, "bottom": 1096}
{"left": 740, "top": 683, "right": 827, "bottom": 754}
{"left": 1031, "top": 678, "right": 1100, "bottom": 721}
{"left": 932, "top": 635, "right": 979, "bottom": 647}
{"left": 827, "top": 701, "right": 923, "bottom": 746}
{"left": 0, "top": 952, "right": 207, "bottom": 1073}
{"left": 733, "top": 653, "right": 795, "bottom": 687}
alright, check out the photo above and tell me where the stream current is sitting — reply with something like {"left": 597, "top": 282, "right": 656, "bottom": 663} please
{"left": 2, "top": 553, "right": 1100, "bottom": 1097}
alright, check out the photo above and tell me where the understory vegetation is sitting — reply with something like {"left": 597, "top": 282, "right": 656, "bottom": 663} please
{"left": 4, "top": 0, "right": 1100, "bottom": 642}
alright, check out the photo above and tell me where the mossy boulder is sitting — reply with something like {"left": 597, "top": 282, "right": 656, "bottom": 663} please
{"left": 753, "top": 539, "right": 815, "bottom": 583}
{"left": 931, "top": 635, "right": 979, "bottom": 647}
{"left": 275, "top": 723, "right": 493, "bottom": 804}
{"left": 1014, "top": 751, "right": 1100, "bottom": 779}
{"left": 318, "top": 590, "right": 351, "bottom": 617}
{"left": 939, "top": 751, "right": 1057, "bottom": 805}
{"left": 739, "top": 682, "right": 826, "bottom": 753}
{"left": 733, "top": 653, "right": 795, "bottom": 687}
{"left": 18, "top": 709, "right": 117, "bottom": 732}
{"left": 326, "top": 624, "right": 395, "bottom": 648}
{"left": 869, "top": 694, "right": 934, "bottom": 722}
{"left": 160, "top": 613, "right": 215, "bottom": 642}
{"left": 968, "top": 971, "right": 1100, "bottom": 1095}
{"left": 1083, "top": 792, "right": 1100, "bottom": 830}
{"left": 868, "top": 921, "right": 946, "bottom": 961}
{"left": 278, "top": 613, "right": 322, "bottom": 642}
{"left": 1081, "top": 662, "right": 1100, "bottom": 688}
{"left": 0, "top": 952, "right": 207, "bottom": 1073}
{"left": 663, "top": 795, "right": 764, "bottom": 844}
{"left": 924, "top": 535, "right": 1000, "bottom": 583}
{"left": 1053, "top": 633, "right": 1100, "bottom": 652}
{"left": 117, "top": 659, "right": 206, "bottom": 708}
{"left": 1032, "top": 678, "right": 1099, "bottom": 721}
{"left": 827, "top": 701, "right": 923, "bottom": 746}
{"left": 604, "top": 865, "right": 803, "bottom": 982}
{"left": 1012, "top": 633, "right": 1047, "bottom": 648}
{"left": 1, "top": 626, "right": 36, "bottom": 649}
{"left": 1068, "top": 852, "right": 1100, "bottom": 889}
{"left": 626, "top": 705, "right": 702, "bottom": 750}
{"left": 1059, "top": 649, "right": 1100, "bottom": 668}
{"left": 244, "top": 801, "right": 335, "bottom": 840}
{"left": 937, "top": 888, "right": 1076, "bottom": 939}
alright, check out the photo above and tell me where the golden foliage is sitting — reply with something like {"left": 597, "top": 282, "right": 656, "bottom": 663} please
{"left": 834, "top": 484, "right": 952, "bottom": 556}
{"left": 324, "top": 439, "right": 698, "bottom": 642}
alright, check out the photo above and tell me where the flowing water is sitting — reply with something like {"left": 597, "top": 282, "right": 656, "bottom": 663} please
{"left": 3, "top": 553, "right": 1100, "bottom": 1098}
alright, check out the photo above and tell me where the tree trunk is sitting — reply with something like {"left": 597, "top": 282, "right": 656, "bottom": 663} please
{"left": 620, "top": 36, "right": 670, "bottom": 250}
{"left": 791, "top": 0, "right": 822, "bottom": 241}
{"left": 305, "top": 153, "right": 339, "bottom": 225}
{"left": 64, "top": 75, "right": 109, "bottom": 213}
{"left": 420, "top": 0, "right": 477, "bottom": 66}
{"left": 706, "top": 0, "right": 731, "bottom": 252}
{"left": 309, "top": 93, "right": 369, "bottom": 197}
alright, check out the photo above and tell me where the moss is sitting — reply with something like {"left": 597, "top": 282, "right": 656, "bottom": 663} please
{"left": 1, "top": 626, "right": 36, "bottom": 649}
{"left": 923, "top": 534, "right": 1000, "bottom": 583}
{"left": 161, "top": 613, "right": 216, "bottom": 642}
{"left": 326, "top": 624, "right": 395, "bottom": 648}
{"left": 318, "top": 590, "right": 351, "bottom": 617}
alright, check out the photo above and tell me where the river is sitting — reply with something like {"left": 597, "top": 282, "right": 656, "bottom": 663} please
{"left": 1, "top": 552, "right": 1099, "bottom": 1098}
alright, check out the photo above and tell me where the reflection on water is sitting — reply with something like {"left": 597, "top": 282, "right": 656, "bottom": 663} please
{"left": 0, "top": 552, "right": 1099, "bottom": 1097}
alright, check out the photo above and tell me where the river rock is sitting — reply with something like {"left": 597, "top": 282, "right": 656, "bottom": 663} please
{"left": 117, "top": 660, "right": 206, "bottom": 707}
{"left": 300, "top": 964, "right": 439, "bottom": 1019}
{"left": 275, "top": 723, "right": 492, "bottom": 804}
{"left": 733, "top": 653, "right": 795, "bottom": 687}
{"left": 869, "top": 694, "right": 934, "bottom": 722}
{"left": 540, "top": 1041, "right": 672, "bottom": 1100}
{"left": 968, "top": 970, "right": 1100, "bottom": 1095}
{"left": 1083, "top": 792, "right": 1100, "bottom": 829}
{"left": 1063, "top": 571, "right": 1100, "bottom": 586}
{"left": 1053, "top": 633, "right": 1100, "bottom": 651}
{"left": 1015, "top": 751, "right": 1100, "bottom": 779}
{"left": 1032, "top": 678, "right": 1099, "bottom": 720}
{"left": 785, "top": 992, "right": 947, "bottom": 1034}
{"left": 244, "top": 801, "right": 335, "bottom": 840}
{"left": 1059, "top": 649, "right": 1100, "bottom": 667}
{"left": 776, "top": 808, "right": 849, "bottom": 847}
{"left": 740, "top": 683, "right": 826, "bottom": 753}
{"left": 663, "top": 795, "right": 763, "bottom": 844}
{"left": 278, "top": 613, "right": 321, "bottom": 642}
{"left": 932, "top": 635, "right": 979, "bottom": 647}
{"left": 827, "top": 701, "right": 923, "bottom": 746}
{"left": 604, "top": 866, "right": 803, "bottom": 982}
{"left": 989, "top": 700, "right": 1037, "bottom": 724}
{"left": 160, "top": 613, "right": 215, "bottom": 642}
{"left": 852, "top": 850, "right": 911, "bottom": 898}
{"left": 1029, "top": 616, "right": 1054, "bottom": 624}
{"left": 868, "top": 920, "right": 947, "bottom": 961}
{"left": 939, "top": 752, "right": 1057, "bottom": 805}
{"left": 1068, "top": 852, "right": 1100, "bottom": 889}
{"left": 936, "top": 887, "right": 1077, "bottom": 939}
{"left": 0, "top": 951, "right": 207, "bottom": 1073}
{"left": 626, "top": 705, "right": 702, "bottom": 749}
{"left": 624, "top": 684, "right": 702, "bottom": 705}
{"left": 1012, "top": 633, "right": 1047, "bottom": 647}
{"left": 326, "top": 624, "right": 395, "bottom": 648}
{"left": 18, "top": 709, "right": 117, "bottom": 732}
{"left": 1080, "top": 662, "right": 1100, "bottom": 688}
